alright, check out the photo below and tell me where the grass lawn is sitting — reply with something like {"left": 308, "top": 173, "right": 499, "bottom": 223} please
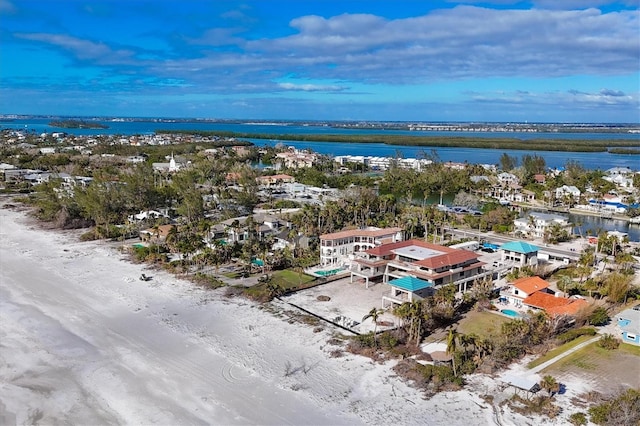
{"left": 271, "top": 269, "right": 315, "bottom": 290}
{"left": 546, "top": 342, "right": 618, "bottom": 371}
{"left": 527, "top": 334, "right": 596, "bottom": 369}
{"left": 456, "top": 310, "right": 509, "bottom": 338}
{"left": 620, "top": 342, "right": 640, "bottom": 356}
{"left": 223, "top": 271, "right": 242, "bottom": 279}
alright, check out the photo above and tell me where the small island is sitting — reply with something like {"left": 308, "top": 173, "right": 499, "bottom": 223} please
{"left": 49, "top": 119, "right": 109, "bottom": 129}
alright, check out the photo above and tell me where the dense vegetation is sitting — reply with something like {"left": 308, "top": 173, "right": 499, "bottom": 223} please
{"left": 49, "top": 119, "right": 109, "bottom": 129}
{"left": 156, "top": 129, "right": 640, "bottom": 152}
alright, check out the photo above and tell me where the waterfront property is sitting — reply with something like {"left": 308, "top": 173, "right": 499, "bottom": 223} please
{"left": 501, "top": 276, "right": 551, "bottom": 307}
{"left": 513, "top": 211, "right": 571, "bottom": 240}
{"left": 616, "top": 305, "right": 640, "bottom": 346}
{"left": 319, "top": 226, "right": 403, "bottom": 267}
{"left": 500, "top": 276, "right": 588, "bottom": 317}
{"left": 348, "top": 239, "right": 489, "bottom": 306}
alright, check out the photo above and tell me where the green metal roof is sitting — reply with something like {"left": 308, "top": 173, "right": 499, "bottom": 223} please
{"left": 500, "top": 241, "right": 539, "bottom": 254}
{"left": 389, "top": 276, "right": 433, "bottom": 292}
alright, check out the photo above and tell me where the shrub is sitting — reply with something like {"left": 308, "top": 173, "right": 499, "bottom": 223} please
{"left": 569, "top": 412, "right": 587, "bottom": 426}
{"left": 557, "top": 327, "right": 597, "bottom": 344}
{"left": 378, "top": 332, "right": 399, "bottom": 350}
{"left": 352, "top": 333, "right": 376, "bottom": 349}
{"left": 588, "top": 307, "right": 609, "bottom": 326}
{"left": 588, "top": 389, "right": 640, "bottom": 425}
{"left": 596, "top": 334, "right": 620, "bottom": 350}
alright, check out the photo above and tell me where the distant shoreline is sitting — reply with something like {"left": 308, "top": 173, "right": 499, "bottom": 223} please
{"left": 157, "top": 129, "right": 640, "bottom": 153}
{"left": 49, "top": 119, "right": 109, "bottom": 129}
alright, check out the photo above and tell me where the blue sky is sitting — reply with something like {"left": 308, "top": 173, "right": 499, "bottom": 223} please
{"left": 1, "top": 0, "right": 639, "bottom": 122}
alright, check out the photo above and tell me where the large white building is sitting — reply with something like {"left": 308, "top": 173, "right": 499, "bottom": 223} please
{"left": 319, "top": 227, "right": 403, "bottom": 267}
{"left": 513, "top": 211, "right": 571, "bottom": 239}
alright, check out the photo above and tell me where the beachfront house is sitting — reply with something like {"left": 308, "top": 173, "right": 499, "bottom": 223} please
{"left": 616, "top": 305, "right": 640, "bottom": 346}
{"left": 501, "top": 276, "right": 551, "bottom": 307}
{"left": 139, "top": 224, "right": 176, "bottom": 242}
{"left": 500, "top": 276, "right": 588, "bottom": 317}
{"left": 319, "top": 226, "right": 403, "bottom": 267}
{"left": 513, "top": 211, "right": 571, "bottom": 240}
{"left": 348, "top": 239, "right": 488, "bottom": 305}
{"left": 499, "top": 241, "right": 539, "bottom": 267}
{"left": 216, "top": 214, "right": 291, "bottom": 245}
{"left": 522, "top": 292, "right": 588, "bottom": 317}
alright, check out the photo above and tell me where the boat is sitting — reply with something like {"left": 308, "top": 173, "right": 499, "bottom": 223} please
{"left": 630, "top": 216, "right": 640, "bottom": 224}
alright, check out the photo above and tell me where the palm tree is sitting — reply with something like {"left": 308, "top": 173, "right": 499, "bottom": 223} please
{"left": 446, "top": 328, "right": 459, "bottom": 376}
{"left": 362, "top": 307, "right": 384, "bottom": 346}
{"left": 540, "top": 375, "right": 560, "bottom": 397}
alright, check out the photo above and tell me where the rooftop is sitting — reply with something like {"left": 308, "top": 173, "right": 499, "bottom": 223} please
{"left": 500, "top": 241, "right": 540, "bottom": 254}
{"left": 511, "top": 276, "right": 550, "bottom": 294}
{"left": 389, "top": 276, "right": 433, "bottom": 292}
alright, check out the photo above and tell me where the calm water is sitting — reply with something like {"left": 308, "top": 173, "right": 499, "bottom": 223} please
{"left": 3, "top": 118, "right": 639, "bottom": 241}
{"left": 2, "top": 118, "right": 639, "bottom": 170}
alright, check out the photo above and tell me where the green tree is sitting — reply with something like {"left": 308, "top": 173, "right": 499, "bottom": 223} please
{"left": 540, "top": 375, "right": 560, "bottom": 397}
{"left": 362, "top": 307, "right": 384, "bottom": 347}
{"left": 446, "top": 328, "right": 459, "bottom": 376}
{"left": 499, "top": 153, "right": 518, "bottom": 171}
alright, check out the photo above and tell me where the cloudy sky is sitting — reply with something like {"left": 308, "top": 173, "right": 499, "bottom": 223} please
{"left": 1, "top": 0, "right": 638, "bottom": 122}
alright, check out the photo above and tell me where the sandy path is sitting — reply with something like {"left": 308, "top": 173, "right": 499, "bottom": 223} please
{"left": 0, "top": 204, "right": 496, "bottom": 425}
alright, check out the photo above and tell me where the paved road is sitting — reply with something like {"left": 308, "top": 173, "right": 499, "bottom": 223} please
{"left": 445, "top": 227, "right": 582, "bottom": 261}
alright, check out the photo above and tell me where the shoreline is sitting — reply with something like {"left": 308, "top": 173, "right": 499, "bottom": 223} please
{"left": 0, "top": 202, "right": 506, "bottom": 425}
{"left": 2, "top": 200, "right": 627, "bottom": 425}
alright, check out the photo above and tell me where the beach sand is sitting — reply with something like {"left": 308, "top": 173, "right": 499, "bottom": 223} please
{"left": 0, "top": 203, "right": 582, "bottom": 425}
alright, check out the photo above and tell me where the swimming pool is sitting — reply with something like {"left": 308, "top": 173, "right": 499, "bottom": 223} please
{"left": 316, "top": 268, "right": 344, "bottom": 277}
{"left": 501, "top": 309, "right": 521, "bottom": 318}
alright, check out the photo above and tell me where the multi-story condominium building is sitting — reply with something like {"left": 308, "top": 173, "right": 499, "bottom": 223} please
{"left": 349, "top": 239, "right": 488, "bottom": 307}
{"left": 319, "top": 227, "right": 403, "bottom": 267}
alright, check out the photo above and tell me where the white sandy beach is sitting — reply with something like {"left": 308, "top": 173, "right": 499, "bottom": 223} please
{"left": 0, "top": 203, "right": 586, "bottom": 425}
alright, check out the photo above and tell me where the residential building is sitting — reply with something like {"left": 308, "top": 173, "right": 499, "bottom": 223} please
{"left": 499, "top": 241, "right": 539, "bottom": 266}
{"left": 501, "top": 276, "right": 588, "bottom": 317}
{"left": 256, "top": 174, "right": 295, "bottom": 187}
{"left": 139, "top": 224, "right": 176, "bottom": 242}
{"left": 349, "top": 239, "right": 488, "bottom": 306}
{"left": 497, "top": 172, "right": 519, "bottom": 186}
{"left": 320, "top": 226, "right": 403, "bottom": 267}
{"left": 501, "top": 276, "right": 550, "bottom": 306}
{"left": 555, "top": 185, "right": 581, "bottom": 201}
{"left": 616, "top": 305, "right": 640, "bottom": 346}
{"left": 513, "top": 211, "right": 571, "bottom": 239}
{"left": 276, "top": 148, "right": 317, "bottom": 169}
{"left": 522, "top": 292, "right": 588, "bottom": 317}
{"left": 216, "top": 214, "right": 291, "bottom": 244}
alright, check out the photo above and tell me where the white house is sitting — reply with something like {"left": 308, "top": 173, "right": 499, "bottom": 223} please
{"left": 320, "top": 226, "right": 403, "bottom": 267}
{"left": 497, "top": 172, "right": 519, "bottom": 186}
{"left": 513, "top": 211, "right": 570, "bottom": 239}
{"left": 616, "top": 305, "right": 640, "bottom": 346}
{"left": 555, "top": 185, "right": 581, "bottom": 200}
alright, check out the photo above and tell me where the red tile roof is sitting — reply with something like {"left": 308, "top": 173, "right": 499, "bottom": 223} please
{"left": 415, "top": 250, "right": 480, "bottom": 269}
{"left": 523, "top": 291, "right": 589, "bottom": 317}
{"left": 512, "top": 276, "right": 549, "bottom": 295}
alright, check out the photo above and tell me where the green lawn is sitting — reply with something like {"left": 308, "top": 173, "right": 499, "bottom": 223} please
{"left": 620, "top": 342, "right": 640, "bottom": 356}
{"left": 527, "top": 335, "right": 596, "bottom": 369}
{"left": 271, "top": 269, "right": 315, "bottom": 290}
{"left": 457, "top": 310, "right": 509, "bottom": 338}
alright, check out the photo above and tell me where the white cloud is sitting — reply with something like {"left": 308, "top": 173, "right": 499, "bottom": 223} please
{"left": 278, "top": 82, "right": 347, "bottom": 92}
